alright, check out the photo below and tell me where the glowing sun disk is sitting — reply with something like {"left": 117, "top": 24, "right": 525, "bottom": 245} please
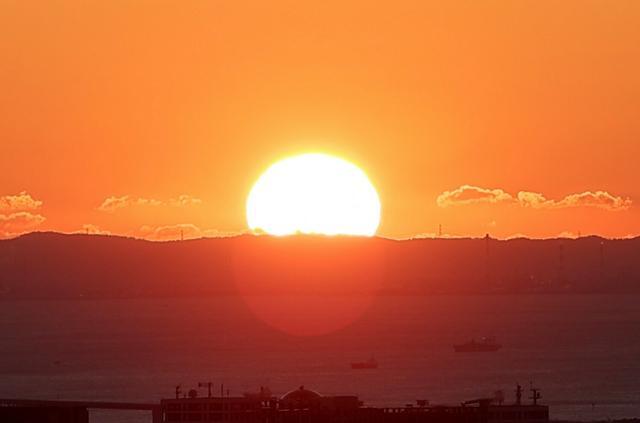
{"left": 247, "top": 154, "right": 381, "bottom": 236}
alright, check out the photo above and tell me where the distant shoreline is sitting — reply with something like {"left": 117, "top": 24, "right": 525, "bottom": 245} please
{"left": 2, "top": 292, "right": 640, "bottom": 302}
{"left": 2, "top": 232, "right": 640, "bottom": 298}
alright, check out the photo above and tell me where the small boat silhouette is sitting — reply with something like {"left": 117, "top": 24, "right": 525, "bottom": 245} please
{"left": 351, "top": 357, "right": 378, "bottom": 369}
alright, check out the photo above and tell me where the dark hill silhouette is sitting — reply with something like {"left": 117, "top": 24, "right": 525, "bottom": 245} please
{"left": 0, "top": 232, "right": 638, "bottom": 299}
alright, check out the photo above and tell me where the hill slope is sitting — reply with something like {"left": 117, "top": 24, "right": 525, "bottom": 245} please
{"left": 0, "top": 233, "right": 638, "bottom": 299}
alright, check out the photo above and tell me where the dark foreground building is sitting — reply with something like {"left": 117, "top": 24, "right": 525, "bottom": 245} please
{"left": 0, "top": 405, "right": 89, "bottom": 423}
{"left": 159, "top": 385, "right": 548, "bottom": 423}
{"left": 0, "top": 385, "right": 548, "bottom": 423}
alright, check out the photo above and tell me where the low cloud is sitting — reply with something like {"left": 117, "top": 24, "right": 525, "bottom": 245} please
{"left": 98, "top": 196, "right": 133, "bottom": 212}
{"left": 517, "top": 190, "right": 631, "bottom": 211}
{"left": 406, "top": 232, "right": 466, "bottom": 240}
{"left": 139, "top": 223, "right": 202, "bottom": 241}
{"left": 438, "top": 185, "right": 632, "bottom": 211}
{"left": 0, "top": 212, "right": 46, "bottom": 238}
{"left": 168, "top": 195, "right": 203, "bottom": 207}
{"left": 554, "top": 191, "right": 632, "bottom": 211}
{"left": 0, "top": 191, "right": 43, "bottom": 212}
{"left": 516, "top": 191, "right": 553, "bottom": 208}
{"left": 98, "top": 194, "right": 202, "bottom": 213}
{"left": 556, "top": 231, "right": 580, "bottom": 239}
{"left": 78, "top": 224, "right": 111, "bottom": 235}
{"left": 436, "top": 185, "right": 513, "bottom": 207}
{"left": 138, "top": 224, "right": 242, "bottom": 241}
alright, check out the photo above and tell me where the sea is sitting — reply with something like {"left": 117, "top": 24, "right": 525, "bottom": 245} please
{"left": 0, "top": 295, "right": 639, "bottom": 422}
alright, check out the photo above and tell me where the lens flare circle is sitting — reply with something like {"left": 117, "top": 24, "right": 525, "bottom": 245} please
{"left": 247, "top": 153, "right": 381, "bottom": 236}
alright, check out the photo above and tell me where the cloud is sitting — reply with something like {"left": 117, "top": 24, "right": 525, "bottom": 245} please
{"left": 0, "top": 212, "right": 46, "bottom": 238}
{"left": 140, "top": 223, "right": 202, "bottom": 241}
{"left": 168, "top": 195, "right": 203, "bottom": 207}
{"left": 554, "top": 191, "right": 632, "bottom": 211}
{"left": 516, "top": 190, "right": 631, "bottom": 211}
{"left": 0, "top": 191, "right": 43, "bottom": 212}
{"left": 134, "top": 198, "right": 163, "bottom": 207}
{"left": 97, "top": 195, "right": 163, "bottom": 212}
{"left": 78, "top": 224, "right": 111, "bottom": 235}
{"left": 98, "top": 194, "right": 202, "bottom": 212}
{"left": 436, "top": 185, "right": 514, "bottom": 207}
{"left": 556, "top": 231, "right": 580, "bottom": 239}
{"left": 505, "top": 233, "right": 529, "bottom": 240}
{"left": 438, "top": 185, "right": 632, "bottom": 211}
{"left": 516, "top": 191, "right": 553, "bottom": 208}
{"left": 98, "top": 196, "right": 133, "bottom": 212}
{"left": 406, "top": 232, "right": 466, "bottom": 240}
{"left": 138, "top": 224, "right": 243, "bottom": 241}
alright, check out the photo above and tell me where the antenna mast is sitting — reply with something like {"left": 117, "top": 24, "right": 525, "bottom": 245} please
{"left": 530, "top": 387, "right": 541, "bottom": 405}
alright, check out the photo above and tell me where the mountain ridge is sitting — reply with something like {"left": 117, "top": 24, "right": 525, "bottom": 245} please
{"left": 0, "top": 231, "right": 638, "bottom": 299}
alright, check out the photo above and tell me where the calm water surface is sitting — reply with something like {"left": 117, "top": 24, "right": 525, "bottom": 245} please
{"left": 0, "top": 295, "right": 639, "bottom": 422}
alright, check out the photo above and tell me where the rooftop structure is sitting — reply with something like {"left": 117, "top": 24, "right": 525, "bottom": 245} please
{"left": 0, "top": 385, "right": 549, "bottom": 423}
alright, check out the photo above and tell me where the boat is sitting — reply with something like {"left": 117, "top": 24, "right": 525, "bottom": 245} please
{"left": 351, "top": 357, "right": 378, "bottom": 369}
{"left": 453, "top": 337, "right": 501, "bottom": 352}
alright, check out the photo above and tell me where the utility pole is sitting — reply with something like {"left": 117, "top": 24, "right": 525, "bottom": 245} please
{"left": 530, "top": 388, "right": 541, "bottom": 405}
{"left": 199, "top": 382, "right": 213, "bottom": 398}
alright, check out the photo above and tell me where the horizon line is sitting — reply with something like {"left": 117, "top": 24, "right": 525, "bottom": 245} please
{"left": 3, "top": 230, "right": 638, "bottom": 243}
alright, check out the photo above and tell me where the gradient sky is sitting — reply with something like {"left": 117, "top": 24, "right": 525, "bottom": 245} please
{"left": 1, "top": 0, "right": 639, "bottom": 240}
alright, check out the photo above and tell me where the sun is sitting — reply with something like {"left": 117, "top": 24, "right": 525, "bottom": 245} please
{"left": 247, "top": 153, "right": 381, "bottom": 236}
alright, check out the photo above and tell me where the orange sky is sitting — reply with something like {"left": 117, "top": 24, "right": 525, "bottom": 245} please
{"left": 1, "top": 0, "right": 639, "bottom": 240}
